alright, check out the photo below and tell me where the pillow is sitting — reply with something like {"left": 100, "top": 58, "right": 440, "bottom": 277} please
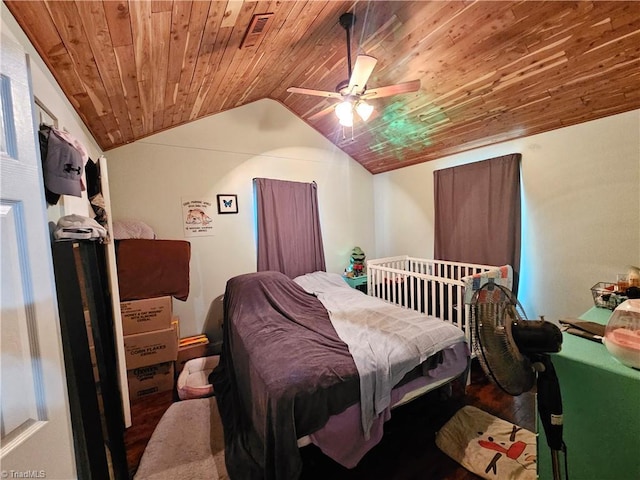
{"left": 113, "top": 219, "right": 156, "bottom": 240}
{"left": 436, "top": 405, "right": 536, "bottom": 480}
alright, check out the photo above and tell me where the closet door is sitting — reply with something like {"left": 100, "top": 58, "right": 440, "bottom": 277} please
{"left": 51, "top": 240, "right": 128, "bottom": 480}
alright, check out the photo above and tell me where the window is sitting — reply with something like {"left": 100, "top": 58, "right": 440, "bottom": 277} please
{"left": 434, "top": 153, "right": 521, "bottom": 292}
{"left": 254, "top": 178, "right": 326, "bottom": 278}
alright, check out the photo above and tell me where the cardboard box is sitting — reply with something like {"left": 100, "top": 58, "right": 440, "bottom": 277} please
{"left": 124, "top": 324, "right": 178, "bottom": 369}
{"left": 121, "top": 296, "right": 173, "bottom": 335}
{"left": 172, "top": 315, "right": 180, "bottom": 342}
{"left": 127, "top": 362, "right": 175, "bottom": 399}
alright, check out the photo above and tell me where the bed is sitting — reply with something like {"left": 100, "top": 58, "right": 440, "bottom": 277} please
{"left": 210, "top": 258, "right": 512, "bottom": 479}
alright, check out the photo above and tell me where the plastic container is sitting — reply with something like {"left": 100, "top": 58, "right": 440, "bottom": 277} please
{"left": 591, "top": 282, "right": 627, "bottom": 310}
{"left": 603, "top": 299, "right": 640, "bottom": 369}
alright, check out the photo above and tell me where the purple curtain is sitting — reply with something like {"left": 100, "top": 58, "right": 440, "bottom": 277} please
{"left": 255, "top": 178, "right": 326, "bottom": 278}
{"left": 434, "top": 153, "right": 521, "bottom": 292}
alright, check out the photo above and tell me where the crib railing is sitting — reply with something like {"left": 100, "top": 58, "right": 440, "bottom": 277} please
{"left": 366, "top": 256, "right": 496, "bottom": 344}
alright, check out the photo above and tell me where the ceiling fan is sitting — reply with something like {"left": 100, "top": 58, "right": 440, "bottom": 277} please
{"left": 286, "top": 13, "right": 421, "bottom": 127}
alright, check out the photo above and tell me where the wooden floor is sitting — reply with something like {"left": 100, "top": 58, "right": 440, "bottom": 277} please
{"left": 124, "top": 390, "right": 176, "bottom": 478}
{"left": 124, "top": 361, "right": 535, "bottom": 479}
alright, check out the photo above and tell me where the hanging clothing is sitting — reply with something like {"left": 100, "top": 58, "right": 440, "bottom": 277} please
{"left": 39, "top": 124, "right": 88, "bottom": 204}
{"left": 84, "top": 157, "right": 109, "bottom": 232}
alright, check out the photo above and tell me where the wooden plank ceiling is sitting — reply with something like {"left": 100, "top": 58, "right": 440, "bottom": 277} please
{"left": 6, "top": 1, "right": 640, "bottom": 174}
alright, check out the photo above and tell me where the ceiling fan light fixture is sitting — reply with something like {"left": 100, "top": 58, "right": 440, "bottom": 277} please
{"left": 286, "top": 12, "right": 420, "bottom": 129}
{"left": 356, "top": 101, "right": 374, "bottom": 121}
{"left": 335, "top": 101, "right": 354, "bottom": 127}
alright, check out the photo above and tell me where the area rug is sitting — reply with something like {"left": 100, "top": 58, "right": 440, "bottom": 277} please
{"left": 435, "top": 405, "right": 536, "bottom": 480}
{"left": 134, "top": 397, "right": 227, "bottom": 480}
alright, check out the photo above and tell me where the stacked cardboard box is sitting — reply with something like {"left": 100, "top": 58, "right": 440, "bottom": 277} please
{"left": 127, "top": 362, "right": 175, "bottom": 399}
{"left": 121, "top": 296, "right": 179, "bottom": 399}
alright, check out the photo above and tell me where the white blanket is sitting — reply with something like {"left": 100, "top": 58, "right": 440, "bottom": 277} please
{"left": 294, "top": 271, "right": 465, "bottom": 438}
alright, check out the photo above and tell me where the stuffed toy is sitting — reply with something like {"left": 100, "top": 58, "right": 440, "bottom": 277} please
{"left": 346, "top": 246, "right": 366, "bottom": 277}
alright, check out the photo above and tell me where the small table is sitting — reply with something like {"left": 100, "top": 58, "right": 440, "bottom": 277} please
{"left": 537, "top": 307, "right": 640, "bottom": 479}
{"left": 343, "top": 274, "right": 367, "bottom": 293}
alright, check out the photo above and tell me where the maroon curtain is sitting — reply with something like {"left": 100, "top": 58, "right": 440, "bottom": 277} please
{"left": 255, "top": 178, "right": 326, "bottom": 278}
{"left": 434, "top": 153, "right": 521, "bottom": 291}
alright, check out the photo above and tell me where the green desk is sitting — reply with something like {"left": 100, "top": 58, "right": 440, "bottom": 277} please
{"left": 343, "top": 274, "right": 367, "bottom": 293}
{"left": 538, "top": 307, "right": 640, "bottom": 480}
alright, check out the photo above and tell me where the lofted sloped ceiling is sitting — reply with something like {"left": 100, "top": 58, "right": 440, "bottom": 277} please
{"left": 6, "top": 1, "right": 640, "bottom": 174}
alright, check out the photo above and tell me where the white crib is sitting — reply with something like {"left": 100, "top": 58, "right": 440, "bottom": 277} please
{"left": 366, "top": 256, "right": 500, "bottom": 345}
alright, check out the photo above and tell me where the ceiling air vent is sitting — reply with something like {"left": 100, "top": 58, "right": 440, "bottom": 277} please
{"left": 240, "top": 13, "right": 274, "bottom": 49}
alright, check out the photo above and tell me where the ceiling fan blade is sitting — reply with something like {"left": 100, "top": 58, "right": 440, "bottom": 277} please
{"left": 287, "top": 87, "right": 342, "bottom": 99}
{"left": 360, "top": 79, "right": 421, "bottom": 99}
{"left": 347, "top": 55, "right": 378, "bottom": 94}
{"left": 308, "top": 103, "right": 337, "bottom": 121}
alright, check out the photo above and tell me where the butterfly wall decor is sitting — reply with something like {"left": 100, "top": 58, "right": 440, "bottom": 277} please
{"left": 217, "top": 194, "right": 238, "bottom": 214}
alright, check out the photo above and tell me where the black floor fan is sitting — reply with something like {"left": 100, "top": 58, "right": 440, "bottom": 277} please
{"left": 471, "top": 282, "right": 569, "bottom": 480}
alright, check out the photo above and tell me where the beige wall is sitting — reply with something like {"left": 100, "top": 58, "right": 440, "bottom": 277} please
{"left": 106, "top": 99, "right": 375, "bottom": 340}
{"left": 108, "top": 102, "right": 640, "bottom": 337}
{"left": 374, "top": 110, "right": 640, "bottom": 321}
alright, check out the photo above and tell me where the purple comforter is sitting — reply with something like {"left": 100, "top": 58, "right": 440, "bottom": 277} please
{"left": 210, "top": 271, "right": 469, "bottom": 479}
{"left": 210, "top": 271, "right": 360, "bottom": 479}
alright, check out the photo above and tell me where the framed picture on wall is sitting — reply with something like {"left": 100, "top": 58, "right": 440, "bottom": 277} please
{"left": 182, "top": 198, "right": 215, "bottom": 237}
{"left": 217, "top": 194, "right": 238, "bottom": 214}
